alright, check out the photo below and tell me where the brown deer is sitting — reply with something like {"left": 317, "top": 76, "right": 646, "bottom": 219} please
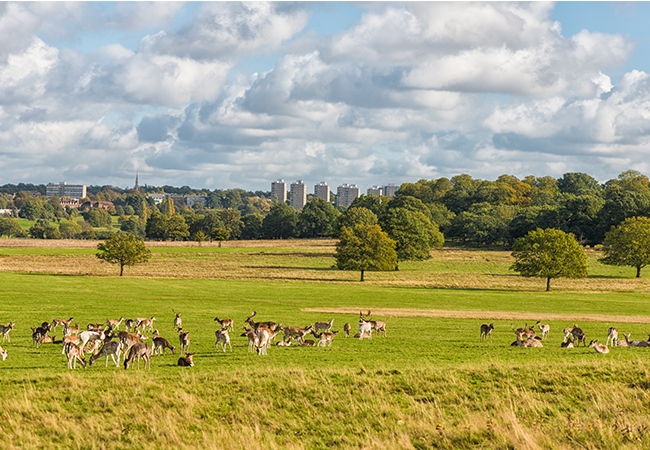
{"left": 480, "top": 323, "right": 494, "bottom": 343}
{"left": 124, "top": 342, "right": 151, "bottom": 369}
{"left": 177, "top": 352, "right": 195, "bottom": 367}
{"left": 179, "top": 329, "right": 191, "bottom": 355}
{"left": 214, "top": 316, "right": 234, "bottom": 332}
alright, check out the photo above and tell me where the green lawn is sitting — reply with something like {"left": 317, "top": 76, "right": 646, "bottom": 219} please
{"left": 1, "top": 244, "right": 650, "bottom": 448}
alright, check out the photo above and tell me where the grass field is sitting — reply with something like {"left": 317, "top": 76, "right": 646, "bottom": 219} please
{"left": 1, "top": 238, "right": 650, "bottom": 449}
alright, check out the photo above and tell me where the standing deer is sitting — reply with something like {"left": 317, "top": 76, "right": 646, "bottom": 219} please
{"left": 241, "top": 327, "right": 258, "bottom": 353}
{"left": 245, "top": 311, "right": 277, "bottom": 332}
{"left": 313, "top": 319, "right": 334, "bottom": 334}
{"left": 179, "top": 329, "right": 191, "bottom": 355}
{"left": 480, "top": 323, "right": 494, "bottom": 343}
{"left": 606, "top": 327, "right": 618, "bottom": 347}
{"left": 0, "top": 345, "right": 7, "bottom": 361}
{"left": 571, "top": 324, "right": 587, "bottom": 347}
{"left": 215, "top": 328, "right": 232, "bottom": 352}
{"left": 124, "top": 342, "right": 151, "bottom": 369}
{"left": 535, "top": 321, "right": 550, "bottom": 340}
{"left": 343, "top": 323, "right": 351, "bottom": 338}
{"left": 0, "top": 322, "right": 15, "bottom": 343}
{"left": 173, "top": 310, "right": 182, "bottom": 332}
{"left": 358, "top": 316, "right": 373, "bottom": 340}
{"left": 152, "top": 336, "right": 176, "bottom": 356}
{"left": 214, "top": 316, "right": 234, "bottom": 332}
{"left": 65, "top": 343, "right": 86, "bottom": 369}
{"left": 89, "top": 341, "right": 124, "bottom": 367}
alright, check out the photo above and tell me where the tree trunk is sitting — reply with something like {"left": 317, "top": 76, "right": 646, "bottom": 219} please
{"left": 360, "top": 269, "right": 365, "bottom": 282}
{"left": 120, "top": 264, "right": 124, "bottom": 277}
{"left": 637, "top": 266, "right": 642, "bottom": 278}
{"left": 219, "top": 241, "right": 222, "bottom": 248}
{"left": 546, "top": 277, "right": 551, "bottom": 292}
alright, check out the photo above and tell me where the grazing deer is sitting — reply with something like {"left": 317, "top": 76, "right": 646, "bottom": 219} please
{"left": 561, "top": 335, "right": 575, "bottom": 348}
{"left": 65, "top": 343, "right": 86, "bottom": 369}
{"left": 317, "top": 331, "right": 339, "bottom": 347}
{"left": 137, "top": 317, "right": 156, "bottom": 333}
{"left": 51, "top": 318, "right": 73, "bottom": 332}
{"left": 173, "top": 310, "right": 182, "bottom": 332}
{"left": 215, "top": 328, "right": 232, "bottom": 352}
{"left": 152, "top": 336, "right": 176, "bottom": 356}
{"left": 0, "top": 322, "right": 15, "bottom": 343}
{"left": 241, "top": 327, "right": 258, "bottom": 353}
{"left": 480, "top": 323, "right": 494, "bottom": 343}
{"left": 313, "top": 319, "right": 334, "bottom": 334}
{"left": 588, "top": 339, "right": 610, "bottom": 354}
{"left": 179, "top": 329, "right": 190, "bottom": 355}
{"left": 214, "top": 316, "right": 234, "bottom": 332}
{"left": 255, "top": 327, "right": 282, "bottom": 355}
{"left": 606, "top": 327, "right": 619, "bottom": 347}
{"left": 178, "top": 352, "right": 195, "bottom": 367}
{"left": 31, "top": 327, "right": 46, "bottom": 348}
{"left": 343, "top": 323, "right": 351, "bottom": 338}
{"left": 571, "top": 324, "right": 587, "bottom": 347}
{"left": 358, "top": 316, "right": 373, "bottom": 340}
{"left": 90, "top": 341, "right": 124, "bottom": 367}
{"left": 282, "top": 324, "right": 314, "bottom": 344}
{"left": 622, "top": 333, "right": 650, "bottom": 348}
{"left": 535, "top": 321, "right": 550, "bottom": 340}
{"left": 245, "top": 311, "right": 277, "bottom": 332}
{"left": 0, "top": 345, "right": 6, "bottom": 361}
{"left": 87, "top": 323, "right": 104, "bottom": 332}
{"left": 106, "top": 317, "right": 124, "bottom": 331}
{"left": 124, "top": 319, "right": 136, "bottom": 332}
{"left": 124, "top": 342, "right": 151, "bottom": 369}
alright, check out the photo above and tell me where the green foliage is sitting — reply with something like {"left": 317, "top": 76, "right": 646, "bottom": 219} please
{"left": 120, "top": 216, "right": 146, "bottom": 238}
{"left": 335, "top": 224, "right": 397, "bottom": 281}
{"left": 600, "top": 216, "right": 650, "bottom": 278}
{"left": 0, "top": 217, "right": 25, "bottom": 237}
{"left": 83, "top": 208, "right": 112, "bottom": 227}
{"left": 557, "top": 172, "right": 602, "bottom": 196}
{"left": 263, "top": 203, "right": 297, "bottom": 239}
{"left": 96, "top": 232, "right": 152, "bottom": 276}
{"left": 349, "top": 194, "right": 388, "bottom": 216}
{"left": 510, "top": 228, "right": 588, "bottom": 291}
{"left": 379, "top": 208, "right": 443, "bottom": 262}
{"left": 448, "top": 203, "right": 515, "bottom": 247}
{"left": 241, "top": 214, "right": 263, "bottom": 240}
{"left": 211, "top": 227, "right": 230, "bottom": 247}
{"left": 59, "top": 220, "right": 82, "bottom": 239}
{"left": 28, "top": 219, "right": 60, "bottom": 239}
{"left": 159, "top": 197, "right": 176, "bottom": 217}
{"left": 145, "top": 209, "right": 168, "bottom": 240}
{"left": 297, "top": 198, "right": 340, "bottom": 238}
{"left": 167, "top": 214, "right": 189, "bottom": 241}
{"left": 217, "top": 209, "right": 243, "bottom": 240}
{"left": 336, "top": 207, "right": 378, "bottom": 235}
{"left": 21, "top": 199, "right": 45, "bottom": 220}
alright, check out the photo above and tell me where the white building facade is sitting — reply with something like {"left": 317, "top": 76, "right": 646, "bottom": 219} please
{"left": 290, "top": 180, "right": 307, "bottom": 210}
{"left": 46, "top": 182, "right": 87, "bottom": 200}
{"left": 314, "top": 182, "right": 330, "bottom": 202}
{"left": 336, "top": 184, "right": 361, "bottom": 208}
{"left": 271, "top": 179, "right": 287, "bottom": 203}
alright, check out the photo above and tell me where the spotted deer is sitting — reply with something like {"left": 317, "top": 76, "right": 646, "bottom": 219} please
{"left": 588, "top": 339, "right": 610, "bottom": 354}
{"left": 0, "top": 322, "right": 15, "bottom": 343}
{"left": 124, "top": 342, "right": 151, "bottom": 369}
{"left": 214, "top": 316, "right": 234, "bottom": 332}
{"left": 215, "top": 328, "right": 232, "bottom": 352}
{"left": 177, "top": 352, "right": 195, "bottom": 367}
{"left": 480, "top": 323, "right": 494, "bottom": 343}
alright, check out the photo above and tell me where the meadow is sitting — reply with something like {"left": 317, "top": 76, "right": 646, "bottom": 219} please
{"left": 1, "top": 238, "right": 650, "bottom": 449}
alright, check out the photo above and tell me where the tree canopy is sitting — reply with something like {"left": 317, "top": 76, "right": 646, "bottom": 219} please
{"left": 96, "top": 232, "right": 152, "bottom": 276}
{"left": 510, "top": 228, "right": 588, "bottom": 291}
{"left": 600, "top": 216, "right": 650, "bottom": 278}
{"left": 335, "top": 224, "right": 397, "bottom": 281}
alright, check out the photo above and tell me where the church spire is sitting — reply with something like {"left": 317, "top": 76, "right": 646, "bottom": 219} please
{"left": 135, "top": 172, "right": 139, "bottom": 191}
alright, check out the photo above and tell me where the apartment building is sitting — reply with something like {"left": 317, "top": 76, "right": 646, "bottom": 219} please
{"left": 383, "top": 183, "right": 399, "bottom": 198}
{"left": 336, "top": 183, "right": 361, "bottom": 208}
{"left": 271, "top": 179, "right": 287, "bottom": 203}
{"left": 290, "top": 180, "right": 307, "bottom": 210}
{"left": 314, "top": 182, "right": 330, "bottom": 202}
{"left": 367, "top": 185, "right": 383, "bottom": 197}
{"left": 46, "top": 182, "right": 87, "bottom": 200}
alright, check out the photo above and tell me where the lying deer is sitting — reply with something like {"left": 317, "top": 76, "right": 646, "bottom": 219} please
{"left": 178, "top": 352, "right": 195, "bottom": 367}
{"left": 588, "top": 339, "right": 610, "bottom": 354}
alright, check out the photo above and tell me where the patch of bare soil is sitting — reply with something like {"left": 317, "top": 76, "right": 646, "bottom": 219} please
{"left": 302, "top": 307, "right": 650, "bottom": 324}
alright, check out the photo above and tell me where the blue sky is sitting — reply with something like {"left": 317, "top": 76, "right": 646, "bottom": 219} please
{"left": 3, "top": 2, "right": 650, "bottom": 192}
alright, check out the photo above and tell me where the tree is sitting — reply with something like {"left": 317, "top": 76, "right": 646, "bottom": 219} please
{"left": 29, "top": 219, "right": 60, "bottom": 239}
{"left": 379, "top": 208, "right": 443, "bottom": 263}
{"left": 297, "top": 198, "right": 340, "bottom": 238}
{"left": 0, "top": 218, "right": 25, "bottom": 238}
{"left": 600, "top": 216, "right": 650, "bottom": 278}
{"left": 263, "top": 203, "right": 297, "bottom": 239}
{"left": 59, "top": 220, "right": 83, "bottom": 239}
{"left": 145, "top": 209, "right": 169, "bottom": 240}
{"left": 241, "top": 214, "right": 264, "bottom": 240}
{"left": 167, "top": 214, "right": 189, "bottom": 241}
{"left": 96, "top": 233, "right": 151, "bottom": 276}
{"left": 211, "top": 228, "right": 230, "bottom": 248}
{"left": 510, "top": 228, "right": 588, "bottom": 291}
{"left": 335, "top": 224, "right": 397, "bottom": 281}
{"left": 336, "top": 207, "right": 378, "bottom": 235}
{"left": 193, "top": 231, "right": 207, "bottom": 247}
{"left": 159, "top": 197, "right": 176, "bottom": 217}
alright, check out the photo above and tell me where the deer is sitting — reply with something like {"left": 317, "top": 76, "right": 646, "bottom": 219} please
{"left": 62, "top": 335, "right": 81, "bottom": 354}
{"left": 173, "top": 310, "right": 182, "bottom": 332}
{"left": 245, "top": 311, "right": 277, "bottom": 332}
{"left": 124, "top": 342, "right": 151, "bottom": 369}
{"left": 124, "top": 319, "right": 136, "bottom": 332}
{"left": 0, "top": 322, "right": 15, "bottom": 343}
{"left": 51, "top": 318, "right": 73, "bottom": 332}
{"left": 313, "top": 319, "right": 334, "bottom": 334}
{"left": 137, "top": 317, "right": 156, "bottom": 333}
{"left": 535, "top": 321, "right": 550, "bottom": 340}
{"left": 64, "top": 323, "right": 79, "bottom": 336}
{"left": 562, "top": 327, "right": 573, "bottom": 343}
{"left": 178, "top": 352, "right": 195, "bottom": 367}
{"left": 214, "top": 316, "right": 234, "bottom": 332}
{"left": 361, "top": 311, "right": 386, "bottom": 337}
{"left": 561, "top": 335, "right": 575, "bottom": 348}
{"left": 317, "top": 331, "right": 339, "bottom": 347}
{"left": 215, "top": 327, "right": 232, "bottom": 352}
{"left": 282, "top": 324, "right": 314, "bottom": 344}
{"left": 87, "top": 323, "right": 104, "bottom": 332}
{"left": 588, "top": 339, "right": 610, "bottom": 354}
{"left": 79, "top": 330, "right": 106, "bottom": 352}
{"left": 358, "top": 316, "right": 373, "bottom": 340}
{"left": 571, "top": 324, "right": 587, "bottom": 347}
{"left": 106, "top": 317, "right": 124, "bottom": 331}
{"left": 513, "top": 330, "right": 543, "bottom": 348}
{"left": 353, "top": 331, "right": 372, "bottom": 339}
{"left": 152, "top": 336, "right": 176, "bottom": 356}
{"left": 65, "top": 342, "right": 86, "bottom": 369}
{"left": 31, "top": 327, "right": 47, "bottom": 348}
{"left": 606, "top": 327, "right": 619, "bottom": 347}
{"left": 255, "top": 327, "right": 282, "bottom": 355}
{"left": 622, "top": 333, "right": 650, "bottom": 347}
{"left": 0, "top": 345, "right": 6, "bottom": 361}
{"left": 276, "top": 337, "right": 296, "bottom": 346}
{"left": 511, "top": 323, "right": 537, "bottom": 340}
{"left": 300, "top": 339, "right": 317, "bottom": 346}
{"left": 179, "top": 329, "right": 190, "bottom": 355}
{"left": 343, "top": 323, "right": 351, "bottom": 338}
{"left": 480, "top": 323, "right": 495, "bottom": 343}
{"left": 89, "top": 341, "right": 124, "bottom": 367}
{"left": 241, "top": 327, "right": 258, "bottom": 353}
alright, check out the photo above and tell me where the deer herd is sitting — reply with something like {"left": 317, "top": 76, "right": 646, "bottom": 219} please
{"left": 0, "top": 310, "right": 387, "bottom": 369}
{"left": 479, "top": 321, "right": 650, "bottom": 355}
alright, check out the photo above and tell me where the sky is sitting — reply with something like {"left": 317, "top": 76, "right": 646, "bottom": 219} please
{"left": 2, "top": 1, "right": 650, "bottom": 193}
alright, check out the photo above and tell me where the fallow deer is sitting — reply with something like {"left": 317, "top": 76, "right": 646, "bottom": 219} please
{"left": 588, "top": 339, "right": 610, "bottom": 354}
{"left": 173, "top": 310, "right": 182, "bottom": 332}
{"left": 215, "top": 328, "right": 232, "bottom": 352}
{"left": 51, "top": 318, "right": 73, "bottom": 332}
{"left": 561, "top": 336, "right": 575, "bottom": 348}
{"left": 89, "top": 341, "right": 124, "bottom": 367}
{"left": 124, "top": 342, "right": 151, "bottom": 369}
{"left": 571, "top": 324, "right": 587, "bottom": 347}
{"left": 106, "top": 317, "right": 124, "bottom": 331}
{"left": 358, "top": 316, "right": 373, "bottom": 340}
{"left": 241, "top": 326, "right": 258, "bottom": 353}
{"left": 245, "top": 311, "right": 277, "bottom": 332}
{"left": 623, "top": 333, "right": 650, "bottom": 348}
{"left": 282, "top": 324, "right": 314, "bottom": 344}
{"left": 255, "top": 327, "right": 282, "bottom": 355}
{"left": 313, "top": 319, "right": 334, "bottom": 334}
{"left": 214, "top": 316, "right": 234, "bottom": 332}
{"left": 177, "top": 352, "right": 195, "bottom": 367}
{"left": 179, "top": 329, "right": 190, "bottom": 355}
{"left": 0, "top": 345, "right": 6, "bottom": 361}
{"left": 535, "top": 321, "right": 550, "bottom": 340}
{"left": 152, "top": 336, "right": 176, "bottom": 356}
{"left": 317, "top": 331, "right": 339, "bottom": 347}
{"left": 480, "top": 323, "right": 494, "bottom": 343}
{"left": 0, "top": 322, "right": 15, "bottom": 343}
{"left": 343, "top": 323, "right": 351, "bottom": 338}
{"left": 606, "top": 327, "right": 618, "bottom": 347}
{"left": 65, "top": 343, "right": 86, "bottom": 369}
{"left": 124, "top": 319, "right": 136, "bottom": 332}
{"left": 137, "top": 317, "right": 156, "bottom": 333}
